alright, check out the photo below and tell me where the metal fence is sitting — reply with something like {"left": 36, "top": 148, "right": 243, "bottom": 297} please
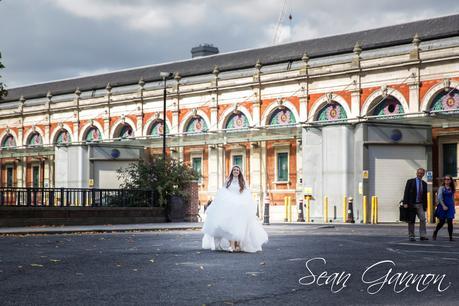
{"left": 0, "top": 187, "right": 158, "bottom": 207}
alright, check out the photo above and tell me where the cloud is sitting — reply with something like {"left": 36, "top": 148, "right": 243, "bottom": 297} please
{"left": 1, "top": 0, "right": 459, "bottom": 88}
{"left": 48, "top": 0, "right": 209, "bottom": 31}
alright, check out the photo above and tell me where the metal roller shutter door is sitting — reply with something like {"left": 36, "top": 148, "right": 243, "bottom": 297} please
{"left": 369, "top": 145, "right": 427, "bottom": 222}
{"left": 94, "top": 161, "right": 133, "bottom": 188}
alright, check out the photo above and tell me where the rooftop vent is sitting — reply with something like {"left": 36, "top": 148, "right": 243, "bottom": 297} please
{"left": 191, "top": 44, "right": 219, "bottom": 58}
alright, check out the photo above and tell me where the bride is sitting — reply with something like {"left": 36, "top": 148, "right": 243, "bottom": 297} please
{"left": 202, "top": 165, "right": 268, "bottom": 253}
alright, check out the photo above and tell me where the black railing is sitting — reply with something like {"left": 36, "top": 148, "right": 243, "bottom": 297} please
{"left": 0, "top": 187, "right": 158, "bottom": 207}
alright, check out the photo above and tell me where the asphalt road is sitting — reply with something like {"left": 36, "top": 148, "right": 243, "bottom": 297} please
{"left": 0, "top": 224, "right": 458, "bottom": 305}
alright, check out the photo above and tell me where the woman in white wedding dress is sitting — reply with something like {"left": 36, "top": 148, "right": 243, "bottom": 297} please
{"left": 202, "top": 166, "right": 268, "bottom": 253}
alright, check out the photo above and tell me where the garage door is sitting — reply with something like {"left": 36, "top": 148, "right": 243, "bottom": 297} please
{"left": 369, "top": 145, "right": 427, "bottom": 222}
{"left": 94, "top": 161, "right": 133, "bottom": 188}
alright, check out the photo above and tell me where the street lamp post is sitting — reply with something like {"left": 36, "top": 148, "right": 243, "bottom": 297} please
{"left": 160, "top": 72, "right": 173, "bottom": 161}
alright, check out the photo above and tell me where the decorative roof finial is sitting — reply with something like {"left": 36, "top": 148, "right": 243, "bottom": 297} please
{"left": 353, "top": 42, "right": 362, "bottom": 56}
{"left": 138, "top": 78, "right": 145, "bottom": 87}
{"left": 213, "top": 65, "right": 220, "bottom": 76}
{"left": 412, "top": 33, "right": 421, "bottom": 48}
{"left": 255, "top": 59, "right": 262, "bottom": 70}
{"left": 302, "top": 52, "right": 309, "bottom": 63}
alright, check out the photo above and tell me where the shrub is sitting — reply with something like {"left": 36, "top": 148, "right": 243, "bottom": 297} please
{"left": 117, "top": 156, "right": 200, "bottom": 207}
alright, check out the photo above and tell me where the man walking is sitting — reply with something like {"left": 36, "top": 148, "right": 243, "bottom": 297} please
{"left": 403, "top": 168, "right": 428, "bottom": 241}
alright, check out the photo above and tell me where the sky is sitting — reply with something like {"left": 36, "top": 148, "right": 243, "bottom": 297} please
{"left": 1, "top": 0, "right": 458, "bottom": 88}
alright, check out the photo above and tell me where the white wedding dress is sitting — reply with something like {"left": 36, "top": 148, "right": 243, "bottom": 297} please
{"left": 202, "top": 180, "right": 268, "bottom": 253}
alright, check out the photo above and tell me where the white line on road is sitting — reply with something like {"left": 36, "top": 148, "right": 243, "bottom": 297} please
{"left": 394, "top": 249, "right": 459, "bottom": 255}
{"left": 389, "top": 241, "right": 454, "bottom": 248}
{"left": 394, "top": 243, "right": 438, "bottom": 247}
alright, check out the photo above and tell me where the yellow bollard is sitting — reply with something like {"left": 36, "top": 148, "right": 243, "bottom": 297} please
{"left": 363, "top": 196, "right": 368, "bottom": 224}
{"left": 374, "top": 197, "right": 378, "bottom": 224}
{"left": 288, "top": 196, "right": 292, "bottom": 222}
{"left": 371, "top": 196, "right": 375, "bottom": 224}
{"left": 284, "top": 197, "right": 288, "bottom": 222}
{"left": 305, "top": 197, "right": 310, "bottom": 223}
{"left": 324, "top": 196, "right": 329, "bottom": 223}
{"left": 371, "top": 196, "right": 379, "bottom": 224}
{"left": 343, "top": 196, "right": 348, "bottom": 223}
{"left": 427, "top": 192, "right": 432, "bottom": 224}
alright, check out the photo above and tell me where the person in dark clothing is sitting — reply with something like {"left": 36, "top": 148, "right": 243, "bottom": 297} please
{"left": 204, "top": 199, "right": 212, "bottom": 212}
{"left": 433, "top": 175, "right": 456, "bottom": 241}
{"left": 403, "top": 168, "right": 428, "bottom": 241}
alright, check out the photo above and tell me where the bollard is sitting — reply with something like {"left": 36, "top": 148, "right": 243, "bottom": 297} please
{"left": 363, "top": 196, "right": 368, "bottom": 224}
{"left": 371, "top": 196, "right": 375, "bottom": 224}
{"left": 263, "top": 193, "right": 270, "bottom": 225}
{"left": 371, "top": 196, "right": 378, "bottom": 224}
{"left": 288, "top": 196, "right": 292, "bottom": 222}
{"left": 375, "top": 197, "right": 378, "bottom": 224}
{"left": 346, "top": 197, "right": 355, "bottom": 223}
{"left": 297, "top": 199, "right": 305, "bottom": 222}
{"left": 343, "top": 196, "right": 347, "bottom": 223}
{"left": 284, "top": 197, "right": 288, "bottom": 222}
{"left": 324, "top": 196, "right": 329, "bottom": 223}
{"left": 427, "top": 192, "right": 432, "bottom": 223}
{"left": 305, "top": 196, "right": 311, "bottom": 223}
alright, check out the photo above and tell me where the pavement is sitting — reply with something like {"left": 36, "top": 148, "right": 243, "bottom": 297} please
{"left": 0, "top": 223, "right": 458, "bottom": 305}
{"left": 0, "top": 221, "right": 444, "bottom": 235}
{"left": 0, "top": 222, "right": 204, "bottom": 235}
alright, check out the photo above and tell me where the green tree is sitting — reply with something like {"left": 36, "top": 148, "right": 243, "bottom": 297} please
{"left": 0, "top": 51, "right": 6, "bottom": 99}
{"left": 0, "top": 1, "right": 5, "bottom": 98}
{"left": 117, "top": 156, "right": 200, "bottom": 207}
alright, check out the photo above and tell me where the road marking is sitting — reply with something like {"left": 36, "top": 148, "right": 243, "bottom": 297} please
{"left": 401, "top": 250, "right": 459, "bottom": 255}
{"left": 287, "top": 257, "right": 310, "bottom": 261}
{"left": 389, "top": 241, "right": 454, "bottom": 248}
{"left": 394, "top": 243, "right": 437, "bottom": 247}
{"left": 388, "top": 248, "right": 459, "bottom": 255}
{"left": 175, "top": 262, "right": 207, "bottom": 266}
{"left": 386, "top": 247, "right": 403, "bottom": 254}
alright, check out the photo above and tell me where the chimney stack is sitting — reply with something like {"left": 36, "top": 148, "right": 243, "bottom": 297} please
{"left": 191, "top": 44, "right": 219, "bottom": 58}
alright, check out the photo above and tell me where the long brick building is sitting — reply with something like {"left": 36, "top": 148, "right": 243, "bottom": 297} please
{"left": 1, "top": 14, "right": 459, "bottom": 222}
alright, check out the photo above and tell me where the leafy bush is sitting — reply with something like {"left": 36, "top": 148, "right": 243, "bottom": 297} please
{"left": 117, "top": 156, "right": 200, "bottom": 207}
{"left": 0, "top": 51, "right": 7, "bottom": 99}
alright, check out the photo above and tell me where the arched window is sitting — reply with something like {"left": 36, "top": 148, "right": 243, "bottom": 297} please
{"left": 85, "top": 126, "right": 102, "bottom": 142}
{"left": 185, "top": 116, "right": 208, "bottom": 133}
{"left": 1, "top": 134, "right": 16, "bottom": 149}
{"left": 118, "top": 124, "right": 134, "bottom": 139}
{"left": 372, "top": 96, "right": 404, "bottom": 116}
{"left": 268, "top": 108, "right": 296, "bottom": 126}
{"left": 27, "top": 132, "right": 43, "bottom": 146}
{"left": 149, "top": 120, "right": 169, "bottom": 137}
{"left": 430, "top": 89, "right": 459, "bottom": 112}
{"left": 55, "top": 129, "right": 71, "bottom": 144}
{"left": 317, "top": 102, "right": 347, "bottom": 121}
{"left": 225, "top": 113, "right": 249, "bottom": 129}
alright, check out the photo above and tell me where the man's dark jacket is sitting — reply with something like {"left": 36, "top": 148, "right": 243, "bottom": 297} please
{"left": 403, "top": 178, "right": 428, "bottom": 211}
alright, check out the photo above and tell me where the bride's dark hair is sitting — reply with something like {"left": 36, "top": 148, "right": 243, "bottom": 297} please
{"left": 226, "top": 165, "right": 246, "bottom": 193}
